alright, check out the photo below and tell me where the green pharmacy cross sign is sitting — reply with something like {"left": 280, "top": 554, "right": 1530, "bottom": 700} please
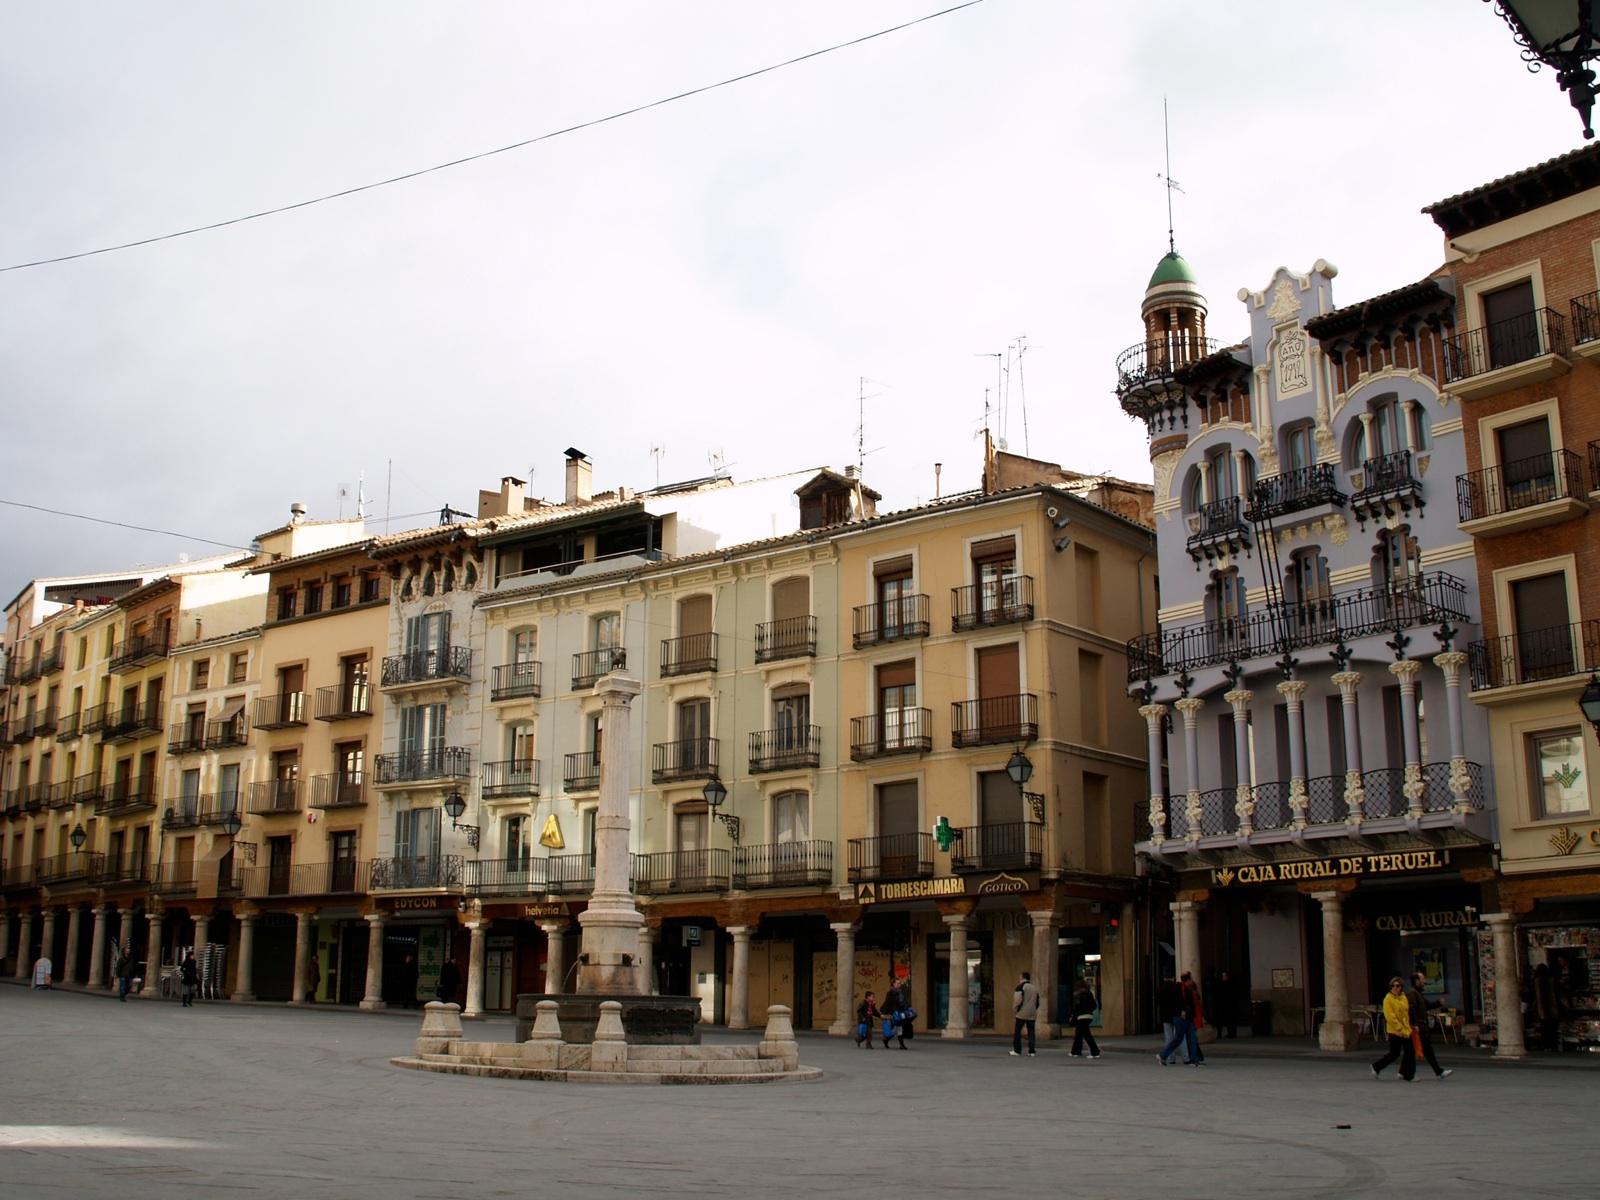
{"left": 933, "top": 816, "right": 962, "bottom": 852}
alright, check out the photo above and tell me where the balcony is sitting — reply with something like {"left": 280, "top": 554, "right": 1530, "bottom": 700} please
{"left": 1115, "top": 333, "right": 1220, "bottom": 423}
{"left": 661, "top": 632, "right": 717, "bottom": 678}
{"left": 380, "top": 646, "right": 472, "bottom": 690}
{"left": 1127, "top": 572, "right": 1469, "bottom": 681}
{"left": 849, "top": 709, "right": 932, "bottom": 761}
{"left": 95, "top": 784, "right": 155, "bottom": 816}
{"left": 108, "top": 630, "right": 168, "bottom": 672}
{"left": 168, "top": 721, "right": 209, "bottom": 754}
{"left": 634, "top": 849, "right": 732, "bottom": 895}
{"left": 1349, "top": 450, "right": 1424, "bottom": 527}
{"left": 150, "top": 863, "right": 199, "bottom": 896}
{"left": 206, "top": 716, "right": 249, "bottom": 748}
{"left": 489, "top": 662, "right": 541, "bottom": 702}
{"left": 1, "top": 861, "right": 36, "bottom": 889}
{"left": 369, "top": 854, "right": 464, "bottom": 891}
{"left": 853, "top": 595, "right": 930, "bottom": 648}
{"left": 1468, "top": 618, "right": 1600, "bottom": 692}
{"left": 5, "top": 654, "right": 38, "bottom": 684}
{"left": 241, "top": 860, "right": 369, "bottom": 898}
{"left": 572, "top": 646, "right": 626, "bottom": 690}
{"left": 952, "top": 576, "right": 1035, "bottom": 631}
{"left": 96, "top": 854, "right": 151, "bottom": 886}
{"left": 652, "top": 737, "right": 719, "bottom": 784}
{"left": 373, "top": 748, "right": 471, "bottom": 788}
{"left": 481, "top": 758, "right": 540, "bottom": 799}
{"left": 310, "top": 773, "right": 367, "bottom": 809}
{"left": 80, "top": 703, "right": 112, "bottom": 735}
{"left": 1457, "top": 449, "right": 1587, "bottom": 536}
{"left": 847, "top": 832, "right": 935, "bottom": 883}
{"left": 102, "top": 703, "right": 161, "bottom": 744}
{"left": 465, "top": 856, "right": 550, "bottom": 897}
{"left": 38, "top": 646, "right": 62, "bottom": 676}
{"left": 21, "top": 784, "right": 49, "bottom": 813}
{"left": 755, "top": 615, "right": 816, "bottom": 663}
{"left": 1247, "top": 463, "right": 1345, "bottom": 522}
{"left": 54, "top": 710, "right": 81, "bottom": 743}
{"left": 46, "top": 780, "right": 76, "bottom": 810}
{"left": 1186, "top": 496, "right": 1251, "bottom": 564}
{"left": 247, "top": 779, "right": 302, "bottom": 815}
{"left": 733, "top": 840, "right": 833, "bottom": 889}
{"left": 5, "top": 718, "right": 28, "bottom": 745}
{"left": 749, "top": 726, "right": 822, "bottom": 773}
{"left": 163, "top": 794, "right": 240, "bottom": 829}
{"left": 545, "top": 853, "right": 604, "bottom": 895}
{"left": 1444, "top": 307, "right": 1571, "bottom": 399}
{"left": 315, "top": 682, "right": 373, "bottom": 721}
{"left": 31, "top": 708, "right": 56, "bottom": 738}
{"left": 564, "top": 750, "right": 601, "bottom": 792}
{"left": 36, "top": 852, "right": 105, "bottom": 886}
{"left": 252, "top": 692, "right": 307, "bottom": 730}
{"left": 70, "top": 773, "right": 104, "bottom": 805}
{"left": 951, "top": 822, "right": 1044, "bottom": 873}
{"left": 951, "top": 694, "right": 1039, "bottom": 748}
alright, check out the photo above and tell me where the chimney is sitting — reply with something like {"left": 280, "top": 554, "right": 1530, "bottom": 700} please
{"left": 500, "top": 475, "right": 525, "bottom": 515}
{"left": 564, "top": 448, "right": 592, "bottom": 504}
{"left": 844, "top": 465, "right": 859, "bottom": 479}
{"left": 289, "top": 502, "right": 307, "bottom": 525}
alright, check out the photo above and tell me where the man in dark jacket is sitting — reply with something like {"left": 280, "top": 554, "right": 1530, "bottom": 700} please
{"left": 1406, "top": 972, "right": 1452, "bottom": 1079}
{"left": 1069, "top": 982, "right": 1101, "bottom": 1059}
{"left": 1155, "top": 974, "right": 1182, "bottom": 1048}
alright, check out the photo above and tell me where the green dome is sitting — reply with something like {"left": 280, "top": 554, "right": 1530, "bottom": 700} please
{"left": 1147, "top": 250, "right": 1198, "bottom": 289}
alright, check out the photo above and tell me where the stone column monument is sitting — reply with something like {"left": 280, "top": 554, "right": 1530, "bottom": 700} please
{"left": 575, "top": 673, "right": 644, "bottom": 994}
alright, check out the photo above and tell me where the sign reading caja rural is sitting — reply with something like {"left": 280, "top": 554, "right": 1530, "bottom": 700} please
{"left": 1211, "top": 849, "right": 1450, "bottom": 888}
{"left": 855, "top": 872, "right": 1037, "bottom": 904}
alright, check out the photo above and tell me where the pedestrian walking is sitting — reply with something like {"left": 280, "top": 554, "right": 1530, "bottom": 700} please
{"left": 179, "top": 950, "right": 200, "bottom": 1007}
{"left": 306, "top": 953, "right": 322, "bottom": 1004}
{"left": 31, "top": 954, "right": 53, "bottom": 989}
{"left": 1370, "top": 977, "right": 1416, "bottom": 1080}
{"left": 1406, "top": 972, "right": 1453, "bottom": 1079}
{"left": 1212, "top": 970, "right": 1240, "bottom": 1039}
{"left": 1157, "top": 971, "right": 1202, "bottom": 1066}
{"left": 435, "top": 958, "right": 461, "bottom": 1005}
{"left": 1010, "top": 971, "right": 1040, "bottom": 1057}
{"left": 854, "top": 990, "right": 880, "bottom": 1048}
{"left": 115, "top": 948, "right": 135, "bottom": 1001}
{"left": 1185, "top": 972, "right": 1208, "bottom": 1062}
{"left": 1532, "top": 963, "right": 1559, "bottom": 1051}
{"left": 882, "top": 983, "right": 913, "bottom": 1049}
{"left": 1155, "top": 972, "right": 1181, "bottom": 1049}
{"left": 1069, "top": 981, "right": 1101, "bottom": 1059}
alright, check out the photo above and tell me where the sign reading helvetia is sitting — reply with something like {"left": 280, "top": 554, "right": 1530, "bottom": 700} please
{"left": 1211, "top": 849, "right": 1449, "bottom": 888}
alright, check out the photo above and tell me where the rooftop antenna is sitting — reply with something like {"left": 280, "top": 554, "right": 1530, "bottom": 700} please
{"left": 1159, "top": 95, "right": 1184, "bottom": 255}
{"left": 337, "top": 483, "right": 348, "bottom": 520}
{"left": 649, "top": 443, "right": 665, "bottom": 489}
{"left": 357, "top": 470, "right": 367, "bottom": 519}
{"left": 975, "top": 352, "right": 1001, "bottom": 442}
{"left": 857, "top": 376, "right": 867, "bottom": 477}
{"left": 1013, "top": 335, "right": 1031, "bottom": 457}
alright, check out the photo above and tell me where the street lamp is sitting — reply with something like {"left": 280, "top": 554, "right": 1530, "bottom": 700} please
{"left": 1579, "top": 673, "right": 1600, "bottom": 732}
{"left": 702, "top": 777, "right": 740, "bottom": 845}
{"left": 219, "top": 809, "right": 242, "bottom": 838}
{"left": 1006, "top": 747, "right": 1043, "bottom": 823}
{"left": 443, "top": 789, "right": 479, "bottom": 849}
{"left": 1487, "top": 1, "right": 1600, "bottom": 138}
{"left": 69, "top": 823, "right": 86, "bottom": 850}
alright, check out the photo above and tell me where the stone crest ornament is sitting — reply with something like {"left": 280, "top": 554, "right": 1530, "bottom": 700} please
{"left": 1267, "top": 276, "right": 1301, "bottom": 322}
{"left": 1549, "top": 826, "right": 1581, "bottom": 856}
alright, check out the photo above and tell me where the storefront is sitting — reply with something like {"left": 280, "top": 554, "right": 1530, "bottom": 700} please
{"left": 377, "top": 895, "right": 458, "bottom": 1008}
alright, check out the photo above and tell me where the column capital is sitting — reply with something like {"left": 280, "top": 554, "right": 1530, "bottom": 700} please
{"left": 1482, "top": 912, "right": 1517, "bottom": 928}
{"left": 1308, "top": 889, "right": 1346, "bottom": 906}
{"left": 537, "top": 919, "right": 568, "bottom": 935}
{"left": 1175, "top": 696, "right": 1206, "bottom": 717}
{"left": 727, "top": 924, "right": 752, "bottom": 939}
{"left": 596, "top": 673, "right": 643, "bottom": 706}
{"left": 942, "top": 913, "right": 970, "bottom": 930}
{"left": 1331, "top": 670, "right": 1363, "bottom": 691}
{"left": 1276, "top": 679, "right": 1309, "bottom": 702}
{"left": 1169, "top": 899, "right": 1200, "bottom": 915}
{"left": 1433, "top": 650, "right": 1468, "bottom": 672}
{"left": 1224, "top": 688, "right": 1253, "bottom": 711}
{"left": 1027, "top": 910, "right": 1062, "bottom": 929}
{"left": 828, "top": 921, "right": 859, "bottom": 935}
{"left": 465, "top": 918, "right": 487, "bottom": 933}
{"left": 1388, "top": 659, "right": 1421, "bottom": 683}
{"left": 364, "top": 912, "right": 387, "bottom": 927}
{"left": 1138, "top": 702, "right": 1168, "bottom": 722}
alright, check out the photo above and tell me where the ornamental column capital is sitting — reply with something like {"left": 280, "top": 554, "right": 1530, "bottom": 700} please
{"left": 1388, "top": 659, "right": 1422, "bottom": 684}
{"left": 1138, "top": 702, "right": 1169, "bottom": 723}
{"left": 1175, "top": 696, "right": 1207, "bottom": 718}
{"left": 1224, "top": 689, "right": 1253, "bottom": 712}
{"left": 1276, "top": 679, "right": 1309, "bottom": 703}
{"left": 1433, "top": 650, "right": 1468, "bottom": 674}
{"left": 1331, "top": 670, "right": 1363, "bottom": 692}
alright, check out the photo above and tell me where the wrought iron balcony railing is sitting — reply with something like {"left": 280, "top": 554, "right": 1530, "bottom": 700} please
{"left": 1572, "top": 290, "right": 1600, "bottom": 347}
{"left": 108, "top": 630, "right": 168, "bottom": 671}
{"left": 849, "top": 709, "right": 932, "bottom": 760}
{"left": 252, "top": 692, "right": 307, "bottom": 730}
{"left": 149, "top": 863, "right": 200, "bottom": 896}
{"left": 206, "top": 716, "right": 249, "bottom": 748}
{"left": 96, "top": 853, "right": 151, "bottom": 885}
{"left": 1126, "top": 572, "right": 1469, "bottom": 681}
{"left": 1350, "top": 450, "right": 1423, "bottom": 524}
{"left": 36, "top": 851, "right": 105, "bottom": 885}
{"left": 1247, "top": 463, "right": 1345, "bottom": 521}
{"left": 46, "top": 780, "right": 76, "bottom": 809}
{"left": 96, "top": 784, "right": 155, "bottom": 816}
{"left": 168, "top": 721, "right": 209, "bottom": 754}
{"left": 481, "top": 758, "right": 540, "bottom": 799}
{"left": 749, "top": 725, "right": 822, "bottom": 773}
{"left": 571, "top": 646, "right": 626, "bottom": 690}
{"left": 163, "top": 794, "right": 240, "bottom": 829}
{"left": 465, "top": 856, "right": 549, "bottom": 896}
{"left": 853, "top": 595, "right": 931, "bottom": 648}
{"left": 369, "top": 854, "right": 464, "bottom": 890}
{"left": 661, "top": 632, "right": 717, "bottom": 677}
{"left": 1457, "top": 449, "right": 1585, "bottom": 522}
{"left": 951, "top": 576, "right": 1034, "bottom": 631}
{"left": 489, "top": 662, "right": 541, "bottom": 702}
{"left": 1, "top": 861, "right": 36, "bottom": 888}
{"left": 951, "top": 694, "right": 1039, "bottom": 747}
{"left": 1444, "top": 306, "right": 1568, "bottom": 382}
{"left": 241, "top": 859, "right": 369, "bottom": 898}
{"left": 652, "top": 737, "right": 719, "bottom": 784}
{"left": 22, "top": 783, "right": 49, "bottom": 812}
{"left": 1468, "top": 618, "right": 1600, "bottom": 691}
{"left": 545, "top": 853, "right": 606, "bottom": 895}
{"left": 315, "top": 682, "right": 372, "bottom": 721}
{"left": 1186, "top": 496, "right": 1250, "bottom": 562}
{"left": 564, "top": 750, "right": 601, "bottom": 792}
{"left": 247, "top": 779, "right": 302, "bottom": 815}
{"left": 310, "top": 773, "right": 367, "bottom": 808}
{"left": 380, "top": 646, "right": 472, "bottom": 688}
{"left": 38, "top": 646, "right": 63, "bottom": 676}
{"left": 373, "top": 748, "right": 471, "bottom": 786}
{"left": 1115, "top": 334, "right": 1220, "bottom": 418}
{"left": 102, "top": 703, "right": 161, "bottom": 743}
{"left": 754, "top": 615, "right": 817, "bottom": 663}
{"left": 31, "top": 708, "right": 57, "bottom": 738}
{"left": 634, "top": 848, "right": 732, "bottom": 895}
{"left": 80, "top": 703, "right": 112, "bottom": 735}
{"left": 54, "top": 710, "right": 81, "bottom": 743}
{"left": 70, "top": 773, "right": 104, "bottom": 805}
{"left": 847, "top": 832, "right": 935, "bottom": 883}
{"left": 950, "top": 821, "right": 1043, "bottom": 872}
{"left": 733, "top": 840, "right": 834, "bottom": 889}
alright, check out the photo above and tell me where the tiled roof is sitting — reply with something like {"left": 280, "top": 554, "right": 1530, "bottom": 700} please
{"left": 1303, "top": 277, "right": 1451, "bottom": 340}
{"left": 1423, "top": 143, "right": 1600, "bottom": 238}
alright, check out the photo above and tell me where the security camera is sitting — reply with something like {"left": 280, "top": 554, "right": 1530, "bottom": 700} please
{"left": 1053, "top": 535, "right": 1072, "bottom": 553}
{"left": 1051, "top": 513, "right": 1072, "bottom": 531}
{"left": 1045, "top": 505, "right": 1059, "bottom": 520}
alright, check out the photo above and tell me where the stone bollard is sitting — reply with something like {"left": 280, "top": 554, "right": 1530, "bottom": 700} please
{"left": 415, "top": 1001, "right": 464, "bottom": 1057}
{"left": 523, "top": 1000, "right": 565, "bottom": 1069}
{"left": 589, "top": 1000, "right": 628, "bottom": 1072}
{"left": 757, "top": 1005, "right": 800, "bottom": 1071}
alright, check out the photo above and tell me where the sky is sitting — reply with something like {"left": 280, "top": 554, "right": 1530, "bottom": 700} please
{"left": 0, "top": 1, "right": 1584, "bottom": 603}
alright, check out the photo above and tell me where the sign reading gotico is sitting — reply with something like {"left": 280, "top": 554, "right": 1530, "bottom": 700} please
{"left": 1212, "top": 850, "right": 1450, "bottom": 888}
{"left": 855, "top": 872, "right": 1037, "bottom": 905}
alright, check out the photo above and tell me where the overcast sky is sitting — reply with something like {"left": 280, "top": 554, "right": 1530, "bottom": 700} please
{"left": 0, "top": 1, "right": 1581, "bottom": 603}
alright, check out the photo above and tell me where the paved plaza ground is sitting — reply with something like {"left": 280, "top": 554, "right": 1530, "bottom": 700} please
{"left": 0, "top": 984, "right": 1592, "bottom": 1200}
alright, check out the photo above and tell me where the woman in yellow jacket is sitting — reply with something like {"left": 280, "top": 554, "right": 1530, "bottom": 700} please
{"left": 1370, "top": 977, "right": 1416, "bottom": 1080}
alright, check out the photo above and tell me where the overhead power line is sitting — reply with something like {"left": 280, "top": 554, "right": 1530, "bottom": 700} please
{"left": 0, "top": 1, "right": 990, "bottom": 274}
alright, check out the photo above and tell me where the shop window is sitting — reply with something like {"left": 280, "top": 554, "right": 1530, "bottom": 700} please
{"left": 1529, "top": 729, "right": 1590, "bottom": 819}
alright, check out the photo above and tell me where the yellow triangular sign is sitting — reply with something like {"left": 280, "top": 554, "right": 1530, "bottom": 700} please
{"left": 539, "top": 813, "right": 565, "bottom": 849}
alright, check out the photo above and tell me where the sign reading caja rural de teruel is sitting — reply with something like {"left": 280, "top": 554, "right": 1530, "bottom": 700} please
{"left": 1211, "top": 849, "right": 1450, "bottom": 888}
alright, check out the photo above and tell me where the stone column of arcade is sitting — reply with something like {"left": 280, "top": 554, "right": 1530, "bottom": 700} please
{"left": 359, "top": 912, "right": 387, "bottom": 1010}
{"left": 1170, "top": 899, "right": 1202, "bottom": 987}
{"left": 117, "top": 907, "right": 135, "bottom": 979}
{"left": 63, "top": 906, "right": 82, "bottom": 984}
{"left": 637, "top": 924, "right": 656, "bottom": 995}
{"left": 1313, "top": 888, "right": 1356, "bottom": 1051}
{"left": 1029, "top": 910, "right": 1062, "bottom": 1036}
{"left": 943, "top": 913, "right": 971, "bottom": 1039}
{"left": 1434, "top": 650, "right": 1474, "bottom": 813}
{"left": 539, "top": 921, "right": 568, "bottom": 993}
{"left": 1176, "top": 697, "right": 1205, "bottom": 841}
{"left": 141, "top": 906, "right": 162, "bottom": 995}
{"left": 39, "top": 907, "right": 58, "bottom": 974}
{"left": 728, "top": 925, "right": 752, "bottom": 1029}
{"left": 86, "top": 905, "right": 107, "bottom": 988}
{"left": 1332, "top": 671, "right": 1366, "bottom": 823}
{"left": 0, "top": 909, "right": 11, "bottom": 977}
{"left": 575, "top": 673, "right": 645, "bottom": 995}
{"left": 828, "top": 922, "right": 857, "bottom": 1035}
{"left": 1225, "top": 689, "right": 1255, "bottom": 835}
{"left": 464, "top": 916, "right": 487, "bottom": 1019}
{"left": 1486, "top": 913, "right": 1528, "bottom": 1058}
{"left": 14, "top": 910, "right": 33, "bottom": 980}
{"left": 1390, "top": 659, "right": 1425, "bottom": 819}
{"left": 290, "top": 910, "right": 313, "bottom": 1005}
{"left": 233, "top": 909, "right": 257, "bottom": 1001}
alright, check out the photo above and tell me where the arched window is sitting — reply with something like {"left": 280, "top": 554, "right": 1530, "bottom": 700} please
{"left": 1282, "top": 423, "right": 1316, "bottom": 474}
{"left": 1286, "top": 547, "right": 1334, "bottom": 635}
{"left": 1374, "top": 525, "right": 1422, "bottom": 592}
{"left": 1205, "top": 567, "right": 1249, "bottom": 654}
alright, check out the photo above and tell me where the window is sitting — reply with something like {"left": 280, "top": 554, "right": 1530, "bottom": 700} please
{"left": 330, "top": 831, "right": 358, "bottom": 891}
{"left": 1497, "top": 417, "right": 1557, "bottom": 510}
{"left": 394, "top": 806, "right": 442, "bottom": 867}
{"left": 1283, "top": 424, "right": 1315, "bottom": 474}
{"left": 405, "top": 612, "right": 450, "bottom": 657}
{"left": 971, "top": 536, "right": 1020, "bottom": 618}
{"left": 1207, "top": 447, "right": 1238, "bottom": 500}
{"left": 304, "top": 583, "right": 324, "bottom": 615}
{"left": 399, "top": 703, "right": 446, "bottom": 756}
{"left": 772, "top": 790, "right": 810, "bottom": 843}
{"left": 1375, "top": 526, "right": 1422, "bottom": 593}
{"left": 179, "top": 769, "right": 201, "bottom": 819}
{"left": 1482, "top": 279, "right": 1538, "bottom": 369}
{"left": 218, "top": 764, "right": 240, "bottom": 813}
{"left": 277, "top": 587, "right": 297, "bottom": 621}
{"left": 875, "top": 780, "right": 919, "bottom": 874}
{"left": 1530, "top": 730, "right": 1589, "bottom": 818}
{"left": 333, "top": 577, "right": 352, "bottom": 609}
{"left": 877, "top": 660, "right": 919, "bottom": 749}
{"left": 1511, "top": 572, "right": 1574, "bottom": 682}
{"left": 875, "top": 558, "right": 915, "bottom": 634}
{"left": 184, "top": 703, "right": 206, "bottom": 743}
{"left": 359, "top": 572, "right": 381, "bottom": 604}
{"left": 76, "top": 638, "right": 87, "bottom": 670}
{"left": 675, "top": 805, "right": 708, "bottom": 852}
{"left": 229, "top": 651, "right": 248, "bottom": 683}
{"left": 511, "top": 628, "right": 538, "bottom": 664}
{"left": 192, "top": 659, "right": 210, "bottom": 690}
{"left": 772, "top": 688, "right": 811, "bottom": 748}
{"left": 277, "top": 665, "right": 305, "bottom": 722}
{"left": 341, "top": 654, "right": 370, "bottom": 712}
{"left": 1287, "top": 549, "right": 1334, "bottom": 635}
{"left": 504, "top": 814, "right": 529, "bottom": 866}
{"left": 337, "top": 742, "right": 365, "bottom": 785}
{"left": 592, "top": 612, "right": 620, "bottom": 651}
{"left": 1205, "top": 567, "right": 1248, "bottom": 654}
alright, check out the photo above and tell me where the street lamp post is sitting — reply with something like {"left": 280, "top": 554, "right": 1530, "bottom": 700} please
{"left": 69, "top": 823, "right": 87, "bottom": 850}
{"left": 443, "top": 790, "right": 480, "bottom": 849}
{"left": 1006, "top": 747, "right": 1042, "bottom": 823}
{"left": 1579, "top": 673, "right": 1600, "bottom": 732}
{"left": 1487, "top": 1, "right": 1600, "bottom": 138}
{"left": 702, "top": 778, "right": 740, "bottom": 845}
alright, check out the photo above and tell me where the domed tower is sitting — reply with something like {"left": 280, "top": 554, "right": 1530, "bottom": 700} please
{"left": 1115, "top": 248, "right": 1214, "bottom": 452}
